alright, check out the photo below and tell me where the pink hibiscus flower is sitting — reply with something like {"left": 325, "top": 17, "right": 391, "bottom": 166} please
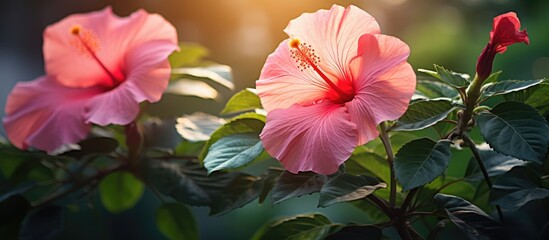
{"left": 256, "top": 5, "right": 416, "bottom": 174}
{"left": 3, "top": 7, "right": 178, "bottom": 152}
{"left": 476, "top": 12, "right": 529, "bottom": 80}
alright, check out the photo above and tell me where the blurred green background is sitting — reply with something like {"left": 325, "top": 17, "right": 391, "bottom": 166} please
{"left": 1, "top": 0, "right": 548, "bottom": 239}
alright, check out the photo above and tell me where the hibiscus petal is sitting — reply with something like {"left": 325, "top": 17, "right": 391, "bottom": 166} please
{"left": 347, "top": 34, "right": 416, "bottom": 145}
{"left": 114, "top": 10, "right": 178, "bottom": 103}
{"left": 120, "top": 10, "right": 179, "bottom": 51}
{"left": 490, "top": 12, "right": 529, "bottom": 53}
{"left": 260, "top": 101, "right": 357, "bottom": 174}
{"left": 256, "top": 39, "right": 331, "bottom": 112}
{"left": 285, "top": 5, "right": 380, "bottom": 83}
{"left": 345, "top": 99, "right": 380, "bottom": 146}
{"left": 257, "top": 5, "right": 381, "bottom": 112}
{"left": 84, "top": 84, "right": 140, "bottom": 126}
{"left": 44, "top": 7, "right": 178, "bottom": 88}
{"left": 3, "top": 76, "right": 101, "bottom": 152}
{"left": 44, "top": 7, "right": 123, "bottom": 88}
{"left": 124, "top": 41, "right": 175, "bottom": 103}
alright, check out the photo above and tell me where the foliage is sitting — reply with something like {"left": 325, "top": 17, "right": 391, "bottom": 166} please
{"left": 1, "top": 35, "right": 548, "bottom": 240}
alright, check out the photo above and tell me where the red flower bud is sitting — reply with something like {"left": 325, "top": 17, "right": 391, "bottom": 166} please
{"left": 476, "top": 12, "right": 529, "bottom": 80}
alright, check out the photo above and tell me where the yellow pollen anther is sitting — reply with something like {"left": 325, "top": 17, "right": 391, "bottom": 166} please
{"left": 289, "top": 40, "right": 320, "bottom": 71}
{"left": 70, "top": 25, "right": 100, "bottom": 57}
{"left": 288, "top": 38, "right": 353, "bottom": 102}
{"left": 66, "top": 24, "right": 119, "bottom": 87}
{"left": 289, "top": 38, "right": 301, "bottom": 49}
{"left": 70, "top": 24, "right": 82, "bottom": 35}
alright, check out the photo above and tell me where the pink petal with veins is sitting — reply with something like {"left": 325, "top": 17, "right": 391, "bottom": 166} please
{"left": 44, "top": 7, "right": 178, "bottom": 89}
{"left": 348, "top": 34, "right": 415, "bottom": 144}
{"left": 256, "top": 5, "right": 416, "bottom": 174}
{"left": 260, "top": 101, "right": 357, "bottom": 174}
{"left": 284, "top": 5, "right": 380, "bottom": 83}
{"left": 3, "top": 77, "right": 101, "bottom": 152}
{"left": 257, "top": 5, "right": 380, "bottom": 112}
{"left": 3, "top": 7, "right": 178, "bottom": 151}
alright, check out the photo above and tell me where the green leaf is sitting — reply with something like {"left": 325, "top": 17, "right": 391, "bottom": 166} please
{"left": 325, "top": 225, "right": 382, "bottom": 240}
{"left": 144, "top": 159, "right": 261, "bottom": 215}
{"left": 172, "top": 64, "right": 234, "bottom": 91}
{"left": 490, "top": 165, "right": 542, "bottom": 208}
{"left": 0, "top": 147, "right": 28, "bottom": 178}
{"left": 522, "top": 83, "right": 549, "bottom": 116}
{"left": 144, "top": 160, "right": 233, "bottom": 206}
{"left": 492, "top": 165, "right": 540, "bottom": 191}
{"left": 0, "top": 143, "right": 59, "bottom": 180}
{"left": 416, "top": 79, "right": 459, "bottom": 99}
{"left": 20, "top": 205, "right": 63, "bottom": 240}
{"left": 271, "top": 171, "right": 327, "bottom": 204}
{"left": 482, "top": 79, "right": 544, "bottom": 99}
{"left": 502, "top": 82, "right": 549, "bottom": 116}
{"left": 492, "top": 188, "right": 549, "bottom": 209}
{"left": 156, "top": 203, "right": 198, "bottom": 240}
{"left": 204, "top": 133, "right": 264, "bottom": 174}
{"left": 258, "top": 168, "right": 283, "bottom": 204}
{"left": 166, "top": 78, "right": 221, "bottom": 100}
{"left": 483, "top": 71, "right": 502, "bottom": 84}
{"left": 419, "top": 65, "right": 469, "bottom": 88}
{"left": 477, "top": 101, "right": 549, "bottom": 163}
{"left": 392, "top": 99, "right": 456, "bottom": 131}
{"left": 252, "top": 213, "right": 338, "bottom": 240}
{"left": 464, "top": 149, "right": 524, "bottom": 181}
{"left": 0, "top": 195, "right": 30, "bottom": 239}
{"left": 208, "top": 174, "right": 262, "bottom": 216}
{"left": 99, "top": 171, "right": 145, "bottom": 213}
{"left": 175, "top": 112, "right": 226, "bottom": 142}
{"left": 199, "top": 112, "right": 265, "bottom": 161}
{"left": 394, "top": 138, "right": 452, "bottom": 191}
{"left": 169, "top": 42, "right": 209, "bottom": 67}
{"left": 318, "top": 174, "right": 386, "bottom": 207}
{"left": 221, "top": 88, "right": 262, "bottom": 115}
{"left": 434, "top": 193, "right": 502, "bottom": 240}
{"left": 7, "top": 159, "right": 55, "bottom": 197}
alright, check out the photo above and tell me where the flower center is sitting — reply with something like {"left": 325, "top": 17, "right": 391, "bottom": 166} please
{"left": 70, "top": 24, "right": 121, "bottom": 88}
{"left": 289, "top": 38, "right": 354, "bottom": 103}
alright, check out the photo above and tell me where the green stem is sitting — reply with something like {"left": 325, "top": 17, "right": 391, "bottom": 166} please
{"left": 378, "top": 122, "right": 416, "bottom": 239}
{"left": 125, "top": 122, "right": 143, "bottom": 172}
{"left": 366, "top": 195, "right": 394, "bottom": 218}
{"left": 401, "top": 188, "right": 418, "bottom": 213}
{"left": 463, "top": 135, "right": 504, "bottom": 222}
{"left": 457, "top": 75, "right": 483, "bottom": 136}
{"left": 395, "top": 219, "right": 413, "bottom": 240}
{"left": 379, "top": 122, "right": 397, "bottom": 208}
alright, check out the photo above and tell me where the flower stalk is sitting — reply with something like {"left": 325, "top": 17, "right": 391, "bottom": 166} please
{"left": 379, "top": 122, "right": 397, "bottom": 208}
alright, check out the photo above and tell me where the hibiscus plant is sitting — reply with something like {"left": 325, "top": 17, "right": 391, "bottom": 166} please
{"left": 1, "top": 4, "right": 549, "bottom": 240}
